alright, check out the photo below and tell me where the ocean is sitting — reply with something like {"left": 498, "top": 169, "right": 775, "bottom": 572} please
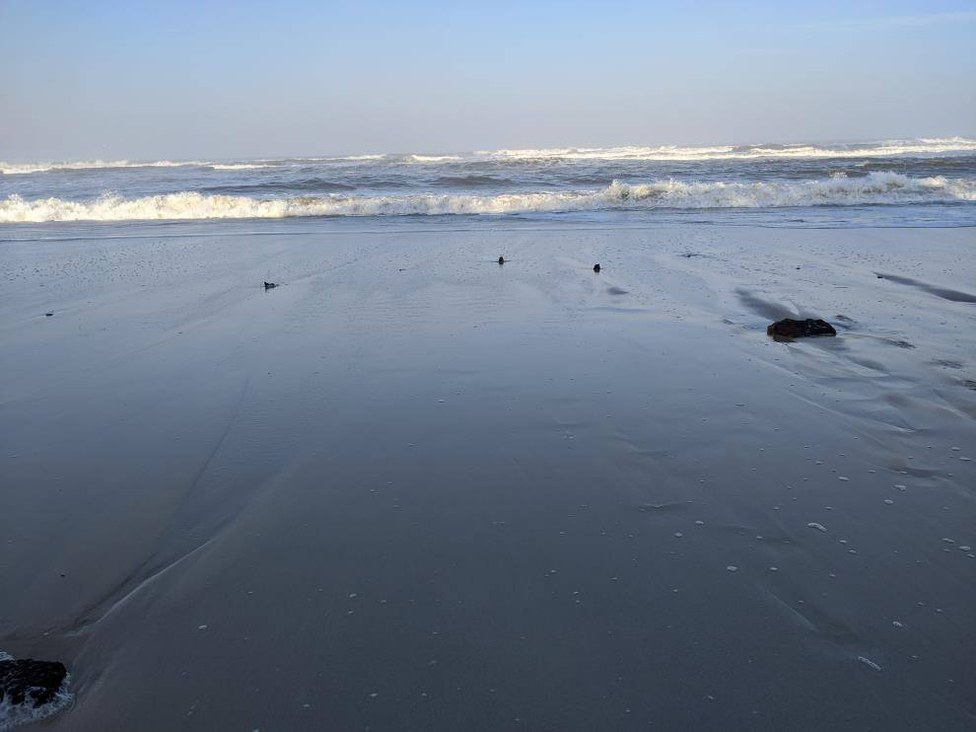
{"left": 2, "top": 137, "right": 975, "bottom": 228}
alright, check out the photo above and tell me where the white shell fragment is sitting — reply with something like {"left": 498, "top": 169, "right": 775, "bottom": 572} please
{"left": 857, "top": 656, "right": 882, "bottom": 671}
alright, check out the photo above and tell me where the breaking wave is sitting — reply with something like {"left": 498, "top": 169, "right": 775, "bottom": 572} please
{"left": 1, "top": 159, "right": 284, "bottom": 174}
{"left": 404, "top": 154, "right": 463, "bottom": 163}
{"left": 0, "top": 159, "right": 208, "bottom": 175}
{"left": 488, "top": 138, "right": 976, "bottom": 162}
{"left": 3, "top": 138, "right": 973, "bottom": 175}
{"left": 208, "top": 163, "right": 276, "bottom": 171}
{"left": 1, "top": 173, "right": 973, "bottom": 223}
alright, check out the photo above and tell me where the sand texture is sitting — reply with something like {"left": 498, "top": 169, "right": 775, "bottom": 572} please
{"left": 1, "top": 221, "right": 974, "bottom": 730}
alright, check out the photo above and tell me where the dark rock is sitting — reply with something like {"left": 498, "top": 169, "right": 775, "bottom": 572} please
{"left": 45, "top": 312, "right": 54, "bottom": 317}
{"left": 593, "top": 263, "right": 601, "bottom": 273}
{"left": 0, "top": 659, "right": 67, "bottom": 708}
{"left": 497, "top": 256, "right": 505, "bottom": 265}
{"left": 263, "top": 281, "right": 277, "bottom": 290}
{"left": 767, "top": 318, "right": 837, "bottom": 340}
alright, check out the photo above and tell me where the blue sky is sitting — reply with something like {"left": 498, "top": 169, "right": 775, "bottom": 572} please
{"left": 1, "top": 0, "right": 974, "bottom": 160}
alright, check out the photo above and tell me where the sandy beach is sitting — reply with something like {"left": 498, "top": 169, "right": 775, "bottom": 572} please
{"left": 1, "top": 220, "right": 974, "bottom": 730}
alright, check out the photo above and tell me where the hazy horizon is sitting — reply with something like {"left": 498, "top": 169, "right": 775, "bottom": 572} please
{"left": 2, "top": 0, "right": 975, "bottom": 162}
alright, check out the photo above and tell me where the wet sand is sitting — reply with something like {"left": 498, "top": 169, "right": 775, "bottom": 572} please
{"left": 1, "top": 221, "right": 974, "bottom": 730}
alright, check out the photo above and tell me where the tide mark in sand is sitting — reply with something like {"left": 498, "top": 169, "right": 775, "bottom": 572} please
{"left": 876, "top": 273, "right": 976, "bottom": 303}
{"left": 58, "top": 377, "right": 253, "bottom": 635}
{"left": 762, "top": 589, "right": 862, "bottom": 647}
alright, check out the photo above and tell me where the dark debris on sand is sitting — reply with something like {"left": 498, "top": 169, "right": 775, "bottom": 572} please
{"left": 0, "top": 659, "right": 67, "bottom": 708}
{"left": 767, "top": 318, "right": 837, "bottom": 341}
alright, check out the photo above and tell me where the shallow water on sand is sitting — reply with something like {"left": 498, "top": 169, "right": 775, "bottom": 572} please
{"left": 0, "top": 221, "right": 974, "bottom": 730}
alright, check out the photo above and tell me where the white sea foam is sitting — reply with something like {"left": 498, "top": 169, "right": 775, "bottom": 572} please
{"left": 1, "top": 173, "right": 972, "bottom": 223}
{"left": 0, "top": 159, "right": 206, "bottom": 175}
{"left": 489, "top": 138, "right": 976, "bottom": 162}
{"left": 0, "top": 689, "right": 72, "bottom": 731}
{"left": 3, "top": 138, "right": 973, "bottom": 175}
{"left": 405, "top": 155, "right": 463, "bottom": 163}
{"left": 329, "top": 154, "right": 387, "bottom": 162}
{"left": 208, "top": 163, "right": 275, "bottom": 170}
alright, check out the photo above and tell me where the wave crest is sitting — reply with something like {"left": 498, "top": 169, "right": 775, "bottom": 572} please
{"left": 488, "top": 138, "right": 976, "bottom": 162}
{"left": 3, "top": 138, "right": 974, "bottom": 175}
{"left": 1, "top": 173, "right": 972, "bottom": 223}
{"left": 0, "top": 159, "right": 210, "bottom": 175}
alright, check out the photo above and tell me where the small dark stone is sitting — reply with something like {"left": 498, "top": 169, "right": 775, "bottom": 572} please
{"left": 45, "top": 312, "right": 54, "bottom": 317}
{"left": 0, "top": 659, "right": 67, "bottom": 708}
{"left": 263, "top": 281, "right": 277, "bottom": 290}
{"left": 497, "top": 256, "right": 505, "bottom": 265}
{"left": 593, "top": 264, "right": 601, "bottom": 273}
{"left": 767, "top": 318, "right": 837, "bottom": 340}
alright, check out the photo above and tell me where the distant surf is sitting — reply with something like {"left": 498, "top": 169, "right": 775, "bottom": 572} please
{"left": 3, "top": 137, "right": 976, "bottom": 175}
{"left": 2, "top": 138, "right": 974, "bottom": 226}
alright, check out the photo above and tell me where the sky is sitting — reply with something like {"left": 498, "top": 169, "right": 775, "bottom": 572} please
{"left": 1, "top": 0, "right": 974, "bottom": 161}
